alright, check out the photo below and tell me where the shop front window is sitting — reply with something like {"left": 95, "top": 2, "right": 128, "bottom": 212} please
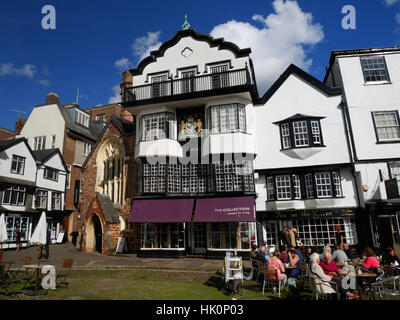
{"left": 283, "top": 218, "right": 357, "bottom": 246}
{"left": 6, "top": 216, "right": 31, "bottom": 241}
{"left": 141, "top": 223, "right": 185, "bottom": 249}
{"left": 207, "top": 222, "right": 255, "bottom": 250}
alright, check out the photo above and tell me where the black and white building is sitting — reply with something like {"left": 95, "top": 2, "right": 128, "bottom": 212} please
{"left": 122, "top": 28, "right": 259, "bottom": 258}
{"left": 253, "top": 65, "right": 359, "bottom": 250}
{"left": 0, "top": 138, "right": 67, "bottom": 248}
{"left": 324, "top": 47, "right": 400, "bottom": 253}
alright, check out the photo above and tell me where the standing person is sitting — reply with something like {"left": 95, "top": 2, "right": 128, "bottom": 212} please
{"left": 343, "top": 243, "right": 353, "bottom": 261}
{"left": 288, "top": 228, "right": 296, "bottom": 248}
{"left": 335, "top": 225, "right": 344, "bottom": 250}
{"left": 279, "top": 226, "right": 291, "bottom": 246}
{"left": 14, "top": 229, "right": 21, "bottom": 252}
{"left": 43, "top": 227, "right": 51, "bottom": 259}
{"left": 305, "top": 247, "right": 313, "bottom": 264}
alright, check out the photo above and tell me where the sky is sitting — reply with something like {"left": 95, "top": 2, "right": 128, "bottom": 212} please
{"left": 0, "top": 0, "right": 400, "bottom": 130}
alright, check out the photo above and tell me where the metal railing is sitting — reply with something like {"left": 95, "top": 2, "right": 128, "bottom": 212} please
{"left": 124, "top": 68, "right": 252, "bottom": 103}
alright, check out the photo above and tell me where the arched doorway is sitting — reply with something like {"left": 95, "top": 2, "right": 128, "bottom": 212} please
{"left": 93, "top": 214, "right": 102, "bottom": 253}
{"left": 85, "top": 213, "right": 103, "bottom": 254}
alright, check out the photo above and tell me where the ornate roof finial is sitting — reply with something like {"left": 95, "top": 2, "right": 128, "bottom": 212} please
{"left": 182, "top": 14, "right": 190, "bottom": 30}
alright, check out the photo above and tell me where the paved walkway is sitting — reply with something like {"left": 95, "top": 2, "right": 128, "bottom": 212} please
{"left": 2, "top": 243, "right": 250, "bottom": 272}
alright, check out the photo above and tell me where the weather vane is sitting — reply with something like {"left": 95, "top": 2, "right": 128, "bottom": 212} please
{"left": 182, "top": 14, "right": 190, "bottom": 30}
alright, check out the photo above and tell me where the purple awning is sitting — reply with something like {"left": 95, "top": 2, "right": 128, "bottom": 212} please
{"left": 193, "top": 196, "right": 255, "bottom": 222}
{"left": 128, "top": 199, "right": 194, "bottom": 223}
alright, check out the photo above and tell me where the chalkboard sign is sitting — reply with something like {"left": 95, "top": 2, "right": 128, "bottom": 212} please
{"left": 116, "top": 237, "right": 128, "bottom": 253}
{"left": 56, "top": 230, "right": 65, "bottom": 244}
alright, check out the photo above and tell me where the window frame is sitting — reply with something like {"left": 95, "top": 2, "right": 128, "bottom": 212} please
{"left": 10, "top": 155, "right": 26, "bottom": 175}
{"left": 371, "top": 111, "right": 400, "bottom": 144}
{"left": 278, "top": 118, "right": 324, "bottom": 150}
{"left": 360, "top": 56, "right": 390, "bottom": 84}
{"left": 33, "top": 136, "right": 46, "bottom": 151}
{"left": 207, "top": 103, "right": 246, "bottom": 134}
{"left": 266, "top": 170, "right": 342, "bottom": 201}
{"left": 139, "top": 112, "right": 175, "bottom": 142}
{"left": 35, "top": 189, "right": 48, "bottom": 210}
{"left": 51, "top": 192, "right": 62, "bottom": 210}
{"left": 2, "top": 185, "right": 26, "bottom": 206}
{"left": 43, "top": 167, "right": 59, "bottom": 182}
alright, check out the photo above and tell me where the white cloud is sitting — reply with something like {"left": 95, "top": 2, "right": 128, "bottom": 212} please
{"left": 384, "top": 0, "right": 400, "bottom": 6}
{"left": 210, "top": 0, "right": 324, "bottom": 93}
{"left": 114, "top": 58, "right": 132, "bottom": 70}
{"left": 108, "top": 84, "right": 121, "bottom": 104}
{"left": 37, "top": 79, "right": 50, "bottom": 86}
{"left": 0, "top": 63, "right": 36, "bottom": 78}
{"left": 131, "top": 31, "right": 162, "bottom": 61}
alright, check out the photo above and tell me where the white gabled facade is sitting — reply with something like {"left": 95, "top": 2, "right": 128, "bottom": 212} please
{"left": 123, "top": 28, "right": 259, "bottom": 258}
{"left": 325, "top": 47, "right": 400, "bottom": 251}
{"left": 253, "top": 65, "right": 359, "bottom": 249}
{"left": 0, "top": 138, "right": 67, "bottom": 247}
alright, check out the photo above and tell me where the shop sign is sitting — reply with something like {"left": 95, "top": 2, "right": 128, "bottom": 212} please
{"left": 262, "top": 208, "right": 356, "bottom": 220}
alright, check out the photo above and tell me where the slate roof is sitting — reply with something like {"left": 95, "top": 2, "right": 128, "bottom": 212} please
{"left": 96, "top": 192, "right": 120, "bottom": 224}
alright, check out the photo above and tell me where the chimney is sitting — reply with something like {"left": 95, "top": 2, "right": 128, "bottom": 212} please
{"left": 14, "top": 116, "right": 27, "bottom": 135}
{"left": 45, "top": 92, "right": 60, "bottom": 105}
{"left": 120, "top": 71, "right": 133, "bottom": 102}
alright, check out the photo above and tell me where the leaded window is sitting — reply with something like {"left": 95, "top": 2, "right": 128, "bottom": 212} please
{"left": 275, "top": 175, "right": 292, "bottom": 200}
{"left": 315, "top": 172, "right": 332, "bottom": 198}
{"left": 208, "top": 104, "right": 246, "bottom": 134}
{"left": 2, "top": 185, "right": 26, "bottom": 206}
{"left": 140, "top": 112, "right": 175, "bottom": 141}
{"left": 279, "top": 118, "right": 324, "bottom": 150}
{"left": 35, "top": 190, "right": 48, "bottom": 209}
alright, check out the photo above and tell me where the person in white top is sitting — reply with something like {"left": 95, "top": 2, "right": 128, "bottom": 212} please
{"left": 309, "top": 253, "right": 336, "bottom": 294}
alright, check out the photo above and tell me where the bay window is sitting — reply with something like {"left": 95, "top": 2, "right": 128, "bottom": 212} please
{"left": 207, "top": 222, "right": 255, "bottom": 250}
{"left": 207, "top": 104, "right": 246, "bottom": 134}
{"left": 141, "top": 223, "right": 185, "bottom": 249}
{"left": 140, "top": 112, "right": 175, "bottom": 141}
{"left": 276, "top": 116, "right": 324, "bottom": 150}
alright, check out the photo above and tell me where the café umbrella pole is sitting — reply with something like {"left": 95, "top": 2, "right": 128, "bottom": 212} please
{"left": 0, "top": 213, "right": 8, "bottom": 265}
{"left": 29, "top": 212, "right": 47, "bottom": 293}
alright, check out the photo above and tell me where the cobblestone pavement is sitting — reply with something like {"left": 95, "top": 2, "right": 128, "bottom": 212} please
{"left": 2, "top": 243, "right": 250, "bottom": 272}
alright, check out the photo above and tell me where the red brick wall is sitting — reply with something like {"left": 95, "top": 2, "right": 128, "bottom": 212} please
{"left": 79, "top": 119, "right": 140, "bottom": 254}
{"left": 88, "top": 104, "right": 123, "bottom": 123}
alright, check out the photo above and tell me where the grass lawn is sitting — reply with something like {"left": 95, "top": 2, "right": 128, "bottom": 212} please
{"left": 2, "top": 269, "right": 400, "bottom": 300}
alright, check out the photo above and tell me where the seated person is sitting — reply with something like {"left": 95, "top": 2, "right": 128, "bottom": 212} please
{"left": 304, "top": 247, "right": 312, "bottom": 264}
{"left": 256, "top": 243, "right": 269, "bottom": 263}
{"left": 362, "top": 247, "right": 380, "bottom": 272}
{"left": 382, "top": 247, "right": 400, "bottom": 267}
{"left": 331, "top": 245, "right": 349, "bottom": 264}
{"left": 280, "top": 245, "right": 288, "bottom": 264}
{"left": 343, "top": 243, "right": 353, "bottom": 261}
{"left": 320, "top": 245, "right": 331, "bottom": 261}
{"left": 320, "top": 251, "right": 341, "bottom": 276}
{"left": 266, "top": 250, "right": 287, "bottom": 287}
{"left": 309, "top": 253, "right": 336, "bottom": 295}
{"left": 287, "top": 245, "right": 303, "bottom": 278}
{"left": 243, "top": 244, "right": 259, "bottom": 281}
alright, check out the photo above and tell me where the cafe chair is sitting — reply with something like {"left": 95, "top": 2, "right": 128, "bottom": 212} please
{"left": 262, "top": 268, "right": 283, "bottom": 297}
{"left": 10, "top": 257, "right": 33, "bottom": 281}
{"left": 256, "top": 261, "right": 265, "bottom": 282}
{"left": 371, "top": 266, "right": 400, "bottom": 298}
{"left": 297, "top": 263, "right": 309, "bottom": 283}
{"left": 307, "top": 265, "right": 339, "bottom": 301}
{"left": 56, "top": 259, "right": 74, "bottom": 288}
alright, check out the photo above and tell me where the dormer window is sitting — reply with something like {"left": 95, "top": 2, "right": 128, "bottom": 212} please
{"left": 360, "top": 56, "right": 390, "bottom": 83}
{"left": 75, "top": 109, "right": 90, "bottom": 127}
{"left": 275, "top": 114, "right": 325, "bottom": 150}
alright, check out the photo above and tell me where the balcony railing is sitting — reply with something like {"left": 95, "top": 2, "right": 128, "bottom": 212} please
{"left": 123, "top": 68, "right": 253, "bottom": 103}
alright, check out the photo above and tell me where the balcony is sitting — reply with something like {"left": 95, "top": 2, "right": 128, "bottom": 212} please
{"left": 123, "top": 68, "right": 257, "bottom": 106}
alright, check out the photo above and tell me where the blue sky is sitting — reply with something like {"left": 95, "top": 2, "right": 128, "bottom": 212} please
{"left": 0, "top": 0, "right": 399, "bottom": 130}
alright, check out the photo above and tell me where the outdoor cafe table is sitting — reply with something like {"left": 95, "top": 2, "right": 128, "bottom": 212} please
{"left": 355, "top": 273, "right": 377, "bottom": 300}
{"left": 0, "top": 261, "right": 15, "bottom": 280}
{"left": 21, "top": 264, "right": 52, "bottom": 295}
{"left": 283, "top": 265, "right": 297, "bottom": 277}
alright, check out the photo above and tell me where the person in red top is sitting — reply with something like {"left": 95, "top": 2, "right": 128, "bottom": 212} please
{"left": 362, "top": 247, "right": 380, "bottom": 270}
{"left": 319, "top": 250, "right": 341, "bottom": 276}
